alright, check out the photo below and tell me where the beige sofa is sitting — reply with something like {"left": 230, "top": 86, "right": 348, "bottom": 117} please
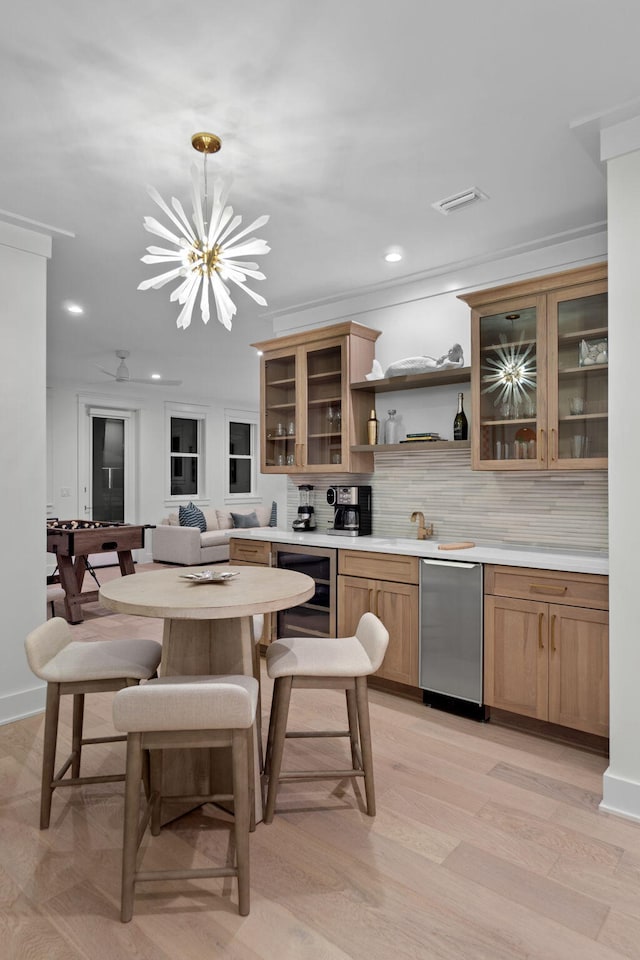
{"left": 152, "top": 504, "right": 273, "bottom": 566}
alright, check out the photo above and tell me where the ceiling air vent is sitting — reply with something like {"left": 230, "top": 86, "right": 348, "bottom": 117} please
{"left": 432, "top": 187, "right": 488, "bottom": 215}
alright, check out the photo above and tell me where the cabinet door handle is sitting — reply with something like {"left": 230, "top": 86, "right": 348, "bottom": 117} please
{"left": 551, "top": 428, "right": 557, "bottom": 462}
{"left": 530, "top": 583, "right": 567, "bottom": 595}
{"left": 538, "top": 612, "right": 544, "bottom": 650}
{"left": 368, "top": 588, "right": 375, "bottom": 614}
{"left": 295, "top": 442, "right": 303, "bottom": 466}
{"left": 551, "top": 613, "right": 557, "bottom": 652}
{"left": 539, "top": 428, "right": 545, "bottom": 462}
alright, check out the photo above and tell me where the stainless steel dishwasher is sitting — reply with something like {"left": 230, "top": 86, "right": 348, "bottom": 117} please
{"left": 419, "top": 558, "right": 485, "bottom": 717}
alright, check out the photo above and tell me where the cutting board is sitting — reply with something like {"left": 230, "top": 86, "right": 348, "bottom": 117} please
{"left": 438, "top": 541, "right": 476, "bottom": 550}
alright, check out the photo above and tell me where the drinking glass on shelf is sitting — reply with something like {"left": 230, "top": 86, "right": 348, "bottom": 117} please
{"left": 326, "top": 406, "right": 335, "bottom": 428}
{"left": 287, "top": 420, "right": 295, "bottom": 435}
{"left": 276, "top": 422, "right": 285, "bottom": 436}
{"left": 286, "top": 453, "right": 295, "bottom": 466}
{"left": 569, "top": 397, "right": 585, "bottom": 415}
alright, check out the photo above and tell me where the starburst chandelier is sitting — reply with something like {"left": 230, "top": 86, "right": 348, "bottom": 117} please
{"left": 481, "top": 330, "right": 537, "bottom": 410}
{"left": 138, "top": 132, "right": 270, "bottom": 331}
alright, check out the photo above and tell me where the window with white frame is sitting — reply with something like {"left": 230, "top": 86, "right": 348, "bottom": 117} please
{"left": 226, "top": 410, "right": 257, "bottom": 499}
{"left": 166, "top": 404, "right": 207, "bottom": 500}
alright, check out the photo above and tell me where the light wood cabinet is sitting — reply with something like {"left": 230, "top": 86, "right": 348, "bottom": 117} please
{"left": 484, "top": 565, "right": 609, "bottom": 737}
{"left": 459, "top": 263, "right": 607, "bottom": 471}
{"left": 229, "top": 538, "right": 273, "bottom": 644}
{"left": 252, "top": 322, "right": 380, "bottom": 474}
{"left": 337, "top": 550, "right": 419, "bottom": 686}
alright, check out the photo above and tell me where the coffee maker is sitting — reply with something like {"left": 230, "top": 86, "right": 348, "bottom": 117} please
{"left": 326, "top": 485, "right": 372, "bottom": 536}
{"left": 292, "top": 484, "right": 316, "bottom": 531}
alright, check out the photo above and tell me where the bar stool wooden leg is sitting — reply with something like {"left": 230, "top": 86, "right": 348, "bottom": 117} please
{"left": 121, "top": 732, "right": 143, "bottom": 923}
{"left": 232, "top": 728, "right": 251, "bottom": 916}
{"left": 345, "top": 687, "right": 360, "bottom": 770}
{"left": 40, "top": 683, "right": 61, "bottom": 830}
{"left": 264, "top": 675, "right": 293, "bottom": 824}
{"left": 71, "top": 693, "right": 85, "bottom": 778}
{"left": 150, "top": 750, "right": 163, "bottom": 836}
{"left": 355, "top": 677, "right": 375, "bottom": 816}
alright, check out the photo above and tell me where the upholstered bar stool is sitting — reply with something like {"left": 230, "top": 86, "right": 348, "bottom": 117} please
{"left": 112, "top": 675, "right": 258, "bottom": 920}
{"left": 264, "top": 612, "right": 389, "bottom": 823}
{"left": 25, "top": 617, "right": 162, "bottom": 829}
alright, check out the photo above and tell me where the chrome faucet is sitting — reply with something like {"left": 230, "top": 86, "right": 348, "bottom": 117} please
{"left": 411, "top": 511, "right": 434, "bottom": 540}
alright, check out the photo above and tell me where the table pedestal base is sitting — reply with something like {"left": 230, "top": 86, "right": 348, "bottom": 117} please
{"left": 157, "top": 615, "right": 261, "bottom": 824}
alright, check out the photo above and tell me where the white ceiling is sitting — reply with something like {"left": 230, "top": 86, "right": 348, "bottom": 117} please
{"left": 2, "top": 1, "right": 638, "bottom": 400}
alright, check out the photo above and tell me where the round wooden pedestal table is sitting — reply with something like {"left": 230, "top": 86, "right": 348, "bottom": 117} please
{"left": 100, "top": 564, "right": 314, "bottom": 822}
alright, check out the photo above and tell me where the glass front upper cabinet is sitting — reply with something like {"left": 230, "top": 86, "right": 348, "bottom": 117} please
{"left": 474, "top": 296, "right": 544, "bottom": 469}
{"left": 548, "top": 281, "right": 608, "bottom": 468}
{"left": 263, "top": 349, "right": 297, "bottom": 470}
{"left": 465, "top": 264, "right": 607, "bottom": 472}
{"left": 304, "top": 343, "right": 343, "bottom": 467}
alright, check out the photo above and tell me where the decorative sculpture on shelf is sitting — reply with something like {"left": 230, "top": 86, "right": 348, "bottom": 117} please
{"left": 365, "top": 343, "right": 465, "bottom": 381}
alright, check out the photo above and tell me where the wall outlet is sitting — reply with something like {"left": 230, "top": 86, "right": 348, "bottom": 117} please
{"left": 60, "top": 487, "right": 71, "bottom": 498}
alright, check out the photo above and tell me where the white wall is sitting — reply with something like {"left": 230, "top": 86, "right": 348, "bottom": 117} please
{"left": 0, "top": 221, "right": 50, "bottom": 725}
{"left": 47, "top": 386, "right": 287, "bottom": 567}
{"left": 602, "top": 146, "right": 640, "bottom": 821}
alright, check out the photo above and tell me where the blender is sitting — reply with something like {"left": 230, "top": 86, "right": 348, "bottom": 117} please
{"left": 292, "top": 485, "right": 316, "bottom": 531}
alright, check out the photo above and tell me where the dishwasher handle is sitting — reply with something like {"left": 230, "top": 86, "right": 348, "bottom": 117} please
{"left": 421, "top": 559, "right": 480, "bottom": 570}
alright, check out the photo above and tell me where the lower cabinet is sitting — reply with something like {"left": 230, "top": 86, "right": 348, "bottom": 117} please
{"left": 337, "top": 550, "right": 419, "bottom": 686}
{"left": 229, "top": 538, "right": 273, "bottom": 645}
{"left": 484, "top": 565, "right": 609, "bottom": 737}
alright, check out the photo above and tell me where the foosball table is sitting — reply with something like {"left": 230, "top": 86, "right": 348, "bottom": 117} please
{"left": 46, "top": 520, "right": 153, "bottom": 624}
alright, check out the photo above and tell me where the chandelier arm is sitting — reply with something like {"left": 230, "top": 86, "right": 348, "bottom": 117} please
{"left": 143, "top": 216, "right": 185, "bottom": 246}
{"left": 200, "top": 273, "right": 211, "bottom": 323}
{"left": 228, "top": 275, "right": 268, "bottom": 307}
{"left": 147, "top": 185, "right": 196, "bottom": 243}
{"left": 138, "top": 266, "right": 184, "bottom": 291}
{"left": 210, "top": 272, "right": 236, "bottom": 330}
{"left": 170, "top": 197, "right": 198, "bottom": 243}
{"left": 215, "top": 212, "right": 242, "bottom": 247}
{"left": 222, "top": 239, "right": 270, "bottom": 259}
{"left": 222, "top": 214, "right": 270, "bottom": 250}
{"left": 206, "top": 178, "right": 233, "bottom": 247}
{"left": 169, "top": 273, "right": 197, "bottom": 303}
{"left": 176, "top": 276, "right": 202, "bottom": 330}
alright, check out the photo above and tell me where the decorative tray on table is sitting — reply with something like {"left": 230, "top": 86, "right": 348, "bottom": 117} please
{"left": 179, "top": 570, "right": 239, "bottom": 584}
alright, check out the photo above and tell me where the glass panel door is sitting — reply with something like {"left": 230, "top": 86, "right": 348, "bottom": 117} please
{"left": 264, "top": 352, "right": 297, "bottom": 469}
{"left": 552, "top": 287, "right": 608, "bottom": 465}
{"left": 477, "top": 300, "right": 540, "bottom": 467}
{"left": 91, "top": 416, "right": 125, "bottom": 522}
{"left": 305, "top": 343, "right": 343, "bottom": 467}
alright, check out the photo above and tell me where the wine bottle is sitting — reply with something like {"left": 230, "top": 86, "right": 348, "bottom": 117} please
{"left": 367, "top": 408, "right": 379, "bottom": 445}
{"left": 453, "top": 392, "right": 468, "bottom": 440}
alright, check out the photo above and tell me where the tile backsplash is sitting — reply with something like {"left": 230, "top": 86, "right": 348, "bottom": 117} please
{"left": 286, "top": 448, "right": 608, "bottom": 553}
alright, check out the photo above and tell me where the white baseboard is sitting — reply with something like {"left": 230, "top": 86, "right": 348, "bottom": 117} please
{"left": 0, "top": 683, "right": 45, "bottom": 726}
{"left": 600, "top": 768, "right": 640, "bottom": 823}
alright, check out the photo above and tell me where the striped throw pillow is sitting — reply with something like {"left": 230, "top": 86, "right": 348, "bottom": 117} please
{"left": 269, "top": 500, "right": 278, "bottom": 526}
{"left": 178, "top": 502, "right": 206, "bottom": 532}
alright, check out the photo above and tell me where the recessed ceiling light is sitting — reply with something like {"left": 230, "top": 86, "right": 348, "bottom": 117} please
{"left": 256, "top": 349, "right": 263, "bottom": 356}
{"left": 65, "top": 302, "right": 84, "bottom": 315}
{"left": 384, "top": 246, "right": 403, "bottom": 263}
{"left": 151, "top": 373, "right": 161, "bottom": 379}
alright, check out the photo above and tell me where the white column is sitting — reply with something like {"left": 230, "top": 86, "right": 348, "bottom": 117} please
{"left": 601, "top": 126, "right": 640, "bottom": 820}
{"left": 0, "top": 221, "right": 51, "bottom": 724}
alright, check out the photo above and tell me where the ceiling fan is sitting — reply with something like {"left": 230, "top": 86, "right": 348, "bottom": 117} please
{"left": 97, "top": 350, "right": 182, "bottom": 386}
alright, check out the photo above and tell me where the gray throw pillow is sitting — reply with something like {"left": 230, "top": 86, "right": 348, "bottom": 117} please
{"left": 231, "top": 510, "right": 260, "bottom": 529}
{"left": 178, "top": 502, "right": 206, "bottom": 532}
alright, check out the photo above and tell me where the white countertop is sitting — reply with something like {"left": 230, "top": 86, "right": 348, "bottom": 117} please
{"left": 229, "top": 528, "right": 608, "bottom": 576}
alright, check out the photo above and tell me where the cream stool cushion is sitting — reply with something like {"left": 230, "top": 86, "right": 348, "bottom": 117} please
{"left": 25, "top": 618, "right": 161, "bottom": 682}
{"left": 267, "top": 611, "right": 388, "bottom": 679}
{"left": 113, "top": 675, "right": 258, "bottom": 732}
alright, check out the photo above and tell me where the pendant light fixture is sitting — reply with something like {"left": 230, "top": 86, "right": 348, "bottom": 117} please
{"left": 138, "top": 132, "right": 270, "bottom": 331}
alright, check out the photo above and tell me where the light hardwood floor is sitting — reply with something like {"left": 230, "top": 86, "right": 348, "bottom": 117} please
{"left": 3, "top": 563, "right": 640, "bottom": 959}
